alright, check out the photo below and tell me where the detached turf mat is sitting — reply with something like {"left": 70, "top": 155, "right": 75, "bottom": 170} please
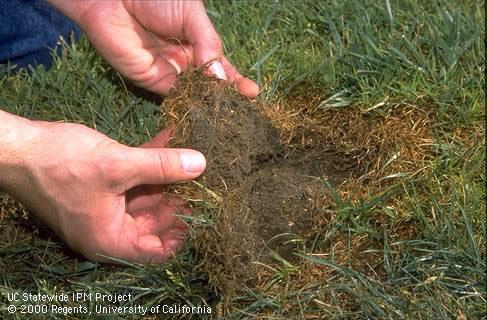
{"left": 0, "top": 1, "right": 485, "bottom": 319}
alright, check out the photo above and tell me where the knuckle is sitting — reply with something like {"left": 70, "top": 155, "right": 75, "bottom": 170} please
{"left": 209, "top": 37, "right": 223, "bottom": 53}
{"left": 154, "top": 151, "right": 171, "bottom": 181}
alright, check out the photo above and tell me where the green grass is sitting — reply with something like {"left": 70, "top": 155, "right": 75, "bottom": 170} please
{"left": 0, "top": 0, "right": 485, "bottom": 319}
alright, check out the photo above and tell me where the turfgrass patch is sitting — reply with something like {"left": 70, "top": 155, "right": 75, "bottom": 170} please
{"left": 0, "top": 0, "right": 485, "bottom": 318}
{"left": 161, "top": 68, "right": 439, "bottom": 311}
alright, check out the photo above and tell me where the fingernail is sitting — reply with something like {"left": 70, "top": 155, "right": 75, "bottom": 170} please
{"left": 167, "top": 58, "right": 182, "bottom": 74}
{"left": 180, "top": 151, "right": 206, "bottom": 174}
{"left": 209, "top": 61, "right": 227, "bottom": 80}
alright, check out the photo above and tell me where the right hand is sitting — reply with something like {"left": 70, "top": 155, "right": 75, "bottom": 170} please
{"left": 48, "top": 0, "right": 260, "bottom": 97}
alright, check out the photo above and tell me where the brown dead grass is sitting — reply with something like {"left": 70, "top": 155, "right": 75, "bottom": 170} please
{"left": 263, "top": 87, "right": 435, "bottom": 192}
{"left": 160, "top": 68, "right": 436, "bottom": 312}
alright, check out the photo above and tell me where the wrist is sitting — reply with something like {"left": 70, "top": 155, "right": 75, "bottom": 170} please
{"left": 46, "top": 0, "right": 122, "bottom": 32}
{"left": 46, "top": 0, "right": 98, "bottom": 27}
{"left": 0, "top": 110, "right": 42, "bottom": 192}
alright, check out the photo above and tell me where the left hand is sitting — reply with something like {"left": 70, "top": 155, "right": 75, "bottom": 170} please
{"left": 0, "top": 111, "right": 205, "bottom": 263}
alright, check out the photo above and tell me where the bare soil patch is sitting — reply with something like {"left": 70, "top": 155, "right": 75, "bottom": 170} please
{"left": 163, "top": 71, "right": 358, "bottom": 296}
{"left": 179, "top": 82, "right": 349, "bottom": 243}
{"left": 162, "top": 69, "right": 435, "bottom": 304}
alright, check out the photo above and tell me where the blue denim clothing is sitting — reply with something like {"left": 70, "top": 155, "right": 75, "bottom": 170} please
{"left": 0, "top": 0, "right": 80, "bottom": 71}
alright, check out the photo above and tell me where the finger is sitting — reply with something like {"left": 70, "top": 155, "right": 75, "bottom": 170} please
{"left": 184, "top": 3, "right": 227, "bottom": 79}
{"left": 140, "top": 128, "right": 174, "bottom": 149}
{"left": 125, "top": 184, "right": 164, "bottom": 213}
{"left": 174, "top": 42, "right": 194, "bottom": 72}
{"left": 123, "top": 208, "right": 189, "bottom": 264}
{"left": 222, "top": 57, "right": 260, "bottom": 98}
{"left": 137, "top": 233, "right": 185, "bottom": 263}
{"left": 124, "top": 148, "right": 206, "bottom": 188}
{"left": 157, "top": 39, "right": 194, "bottom": 74}
{"left": 131, "top": 197, "right": 191, "bottom": 235}
{"left": 127, "top": 129, "right": 174, "bottom": 212}
{"left": 114, "top": 216, "right": 186, "bottom": 264}
{"left": 133, "top": 56, "right": 179, "bottom": 95}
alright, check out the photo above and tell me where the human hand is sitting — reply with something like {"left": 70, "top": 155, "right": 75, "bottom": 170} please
{"left": 49, "top": 0, "right": 259, "bottom": 97}
{"left": 2, "top": 117, "right": 205, "bottom": 263}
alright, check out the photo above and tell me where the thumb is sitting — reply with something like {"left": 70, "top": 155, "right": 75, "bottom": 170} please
{"left": 139, "top": 128, "right": 174, "bottom": 149}
{"left": 124, "top": 147, "right": 206, "bottom": 188}
{"left": 184, "top": 3, "right": 227, "bottom": 79}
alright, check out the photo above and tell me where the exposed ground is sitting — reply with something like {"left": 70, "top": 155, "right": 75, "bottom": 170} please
{"left": 0, "top": 1, "right": 485, "bottom": 319}
{"left": 160, "top": 69, "right": 440, "bottom": 306}
{"left": 163, "top": 71, "right": 356, "bottom": 295}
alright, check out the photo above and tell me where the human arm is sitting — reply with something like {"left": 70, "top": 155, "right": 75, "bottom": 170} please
{"left": 0, "top": 109, "right": 205, "bottom": 262}
{"left": 46, "top": 0, "right": 259, "bottom": 97}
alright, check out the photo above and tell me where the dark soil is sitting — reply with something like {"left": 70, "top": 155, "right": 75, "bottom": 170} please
{"left": 163, "top": 71, "right": 353, "bottom": 293}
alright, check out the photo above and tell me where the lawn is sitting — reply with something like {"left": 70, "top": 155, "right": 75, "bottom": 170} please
{"left": 0, "top": 0, "right": 485, "bottom": 319}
